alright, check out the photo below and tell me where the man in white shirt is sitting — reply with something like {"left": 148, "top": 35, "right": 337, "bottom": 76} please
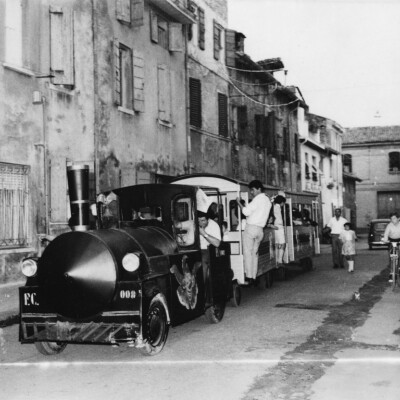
{"left": 237, "top": 180, "right": 272, "bottom": 283}
{"left": 326, "top": 208, "right": 348, "bottom": 269}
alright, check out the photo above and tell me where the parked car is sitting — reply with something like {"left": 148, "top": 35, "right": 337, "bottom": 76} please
{"left": 368, "top": 219, "right": 390, "bottom": 249}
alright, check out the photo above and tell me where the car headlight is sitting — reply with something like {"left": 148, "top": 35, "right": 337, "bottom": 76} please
{"left": 21, "top": 258, "right": 38, "bottom": 277}
{"left": 122, "top": 253, "right": 140, "bottom": 272}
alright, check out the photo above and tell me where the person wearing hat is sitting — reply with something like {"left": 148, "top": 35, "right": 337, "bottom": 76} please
{"left": 326, "top": 208, "right": 348, "bottom": 269}
{"left": 237, "top": 180, "right": 272, "bottom": 283}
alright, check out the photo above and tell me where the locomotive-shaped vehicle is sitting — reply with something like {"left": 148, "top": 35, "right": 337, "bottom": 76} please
{"left": 19, "top": 167, "right": 233, "bottom": 356}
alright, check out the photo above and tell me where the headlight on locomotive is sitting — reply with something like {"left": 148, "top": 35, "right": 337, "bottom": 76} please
{"left": 21, "top": 258, "right": 38, "bottom": 277}
{"left": 122, "top": 253, "right": 140, "bottom": 272}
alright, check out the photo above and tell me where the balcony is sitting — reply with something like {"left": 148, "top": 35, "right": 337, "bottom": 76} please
{"left": 149, "top": 0, "right": 197, "bottom": 24}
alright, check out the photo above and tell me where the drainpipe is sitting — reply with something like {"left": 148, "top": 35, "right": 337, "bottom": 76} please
{"left": 91, "top": 0, "right": 99, "bottom": 193}
{"left": 184, "top": 25, "right": 192, "bottom": 174}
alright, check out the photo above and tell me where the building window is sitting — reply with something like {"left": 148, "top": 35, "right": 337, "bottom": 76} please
{"left": 5, "top": 0, "right": 22, "bottom": 66}
{"left": 198, "top": 7, "right": 205, "bottom": 50}
{"left": 213, "top": 20, "right": 223, "bottom": 60}
{"left": 237, "top": 106, "right": 248, "bottom": 143}
{"left": 305, "top": 152, "right": 310, "bottom": 180}
{"left": 312, "top": 156, "right": 318, "bottom": 182}
{"left": 283, "top": 127, "right": 290, "bottom": 160}
{"left": 343, "top": 154, "right": 352, "bottom": 173}
{"left": 113, "top": 41, "right": 145, "bottom": 112}
{"left": 150, "top": 11, "right": 169, "bottom": 49}
{"left": 189, "top": 78, "right": 202, "bottom": 128}
{"left": 0, "top": 162, "right": 30, "bottom": 248}
{"left": 389, "top": 151, "right": 400, "bottom": 173}
{"left": 266, "top": 112, "right": 276, "bottom": 154}
{"left": 218, "top": 93, "right": 228, "bottom": 137}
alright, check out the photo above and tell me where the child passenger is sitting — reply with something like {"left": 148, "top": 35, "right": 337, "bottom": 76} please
{"left": 339, "top": 222, "right": 357, "bottom": 273}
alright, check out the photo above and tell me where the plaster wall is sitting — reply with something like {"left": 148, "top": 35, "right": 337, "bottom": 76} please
{"left": 94, "top": 0, "right": 189, "bottom": 191}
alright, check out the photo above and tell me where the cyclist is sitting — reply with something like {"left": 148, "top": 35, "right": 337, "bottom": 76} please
{"left": 382, "top": 212, "right": 400, "bottom": 282}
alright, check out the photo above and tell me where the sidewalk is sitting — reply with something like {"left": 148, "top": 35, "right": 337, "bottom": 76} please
{"left": 0, "top": 280, "right": 24, "bottom": 327}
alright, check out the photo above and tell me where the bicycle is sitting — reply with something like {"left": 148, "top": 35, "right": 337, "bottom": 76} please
{"left": 388, "top": 241, "right": 399, "bottom": 290}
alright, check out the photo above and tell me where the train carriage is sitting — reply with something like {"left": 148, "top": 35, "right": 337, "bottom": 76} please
{"left": 171, "top": 174, "right": 320, "bottom": 297}
{"left": 19, "top": 168, "right": 233, "bottom": 356}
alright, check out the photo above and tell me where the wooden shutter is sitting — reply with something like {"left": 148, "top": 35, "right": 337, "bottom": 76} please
{"left": 132, "top": 0, "right": 144, "bottom": 27}
{"left": 255, "top": 114, "right": 266, "bottom": 147}
{"left": 150, "top": 10, "right": 158, "bottom": 43}
{"left": 213, "top": 20, "right": 221, "bottom": 60}
{"left": 113, "top": 39, "right": 121, "bottom": 106}
{"left": 218, "top": 93, "right": 228, "bottom": 137}
{"left": 225, "top": 29, "right": 236, "bottom": 67}
{"left": 237, "top": 106, "right": 247, "bottom": 142}
{"left": 198, "top": 8, "right": 205, "bottom": 50}
{"left": 158, "top": 64, "right": 171, "bottom": 122}
{"left": 169, "top": 23, "right": 183, "bottom": 52}
{"left": 50, "top": 6, "right": 74, "bottom": 86}
{"left": 189, "top": 78, "right": 202, "bottom": 128}
{"left": 133, "top": 50, "right": 144, "bottom": 112}
{"left": 116, "top": 0, "right": 131, "bottom": 23}
{"left": 266, "top": 112, "right": 276, "bottom": 154}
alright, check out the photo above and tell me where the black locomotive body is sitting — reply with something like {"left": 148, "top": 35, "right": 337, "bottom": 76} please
{"left": 19, "top": 183, "right": 232, "bottom": 356}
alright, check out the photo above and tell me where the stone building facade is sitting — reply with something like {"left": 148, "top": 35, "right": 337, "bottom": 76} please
{"left": 343, "top": 126, "right": 400, "bottom": 231}
{"left": 0, "top": 0, "right": 195, "bottom": 283}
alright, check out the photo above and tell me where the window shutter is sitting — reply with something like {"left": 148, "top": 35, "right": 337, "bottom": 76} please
{"left": 50, "top": 6, "right": 74, "bottom": 86}
{"left": 132, "top": 0, "right": 144, "bottom": 27}
{"left": 150, "top": 10, "right": 158, "bottom": 43}
{"left": 189, "top": 78, "right": 202, "bottom": 128}
{"left": 133, "top": 50, "right": 145, "bottom": 112}
{"left": 116, "top": 0, "right": 131, "bottom": 23}
{"left": 225, "top": 29, "right": 236, "bottom": 67}
{"left": 169, "top": 23, "right": 183, "bottom": 52}
{"left": 158, "top": 64, "right": 171, "bottom": 122}
{"left": 113, "top": 39, "right": 121, "bottom": 106}
{"left": 213, "top": 20, "right": 221, "bottom": 60}
{"left": 198, "top": 8, "right": 205, "bottom": 50}
{"left": 266, "top": 112, "right": 276, "bottom": 154}
{"left": 237, "top": 106, "right": 247, "bottom": 142}
{"left": 218, "top": 93, "right": 228, "bottom": 137}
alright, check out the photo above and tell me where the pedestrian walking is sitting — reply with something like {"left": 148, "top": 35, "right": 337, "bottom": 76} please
{"left": 326, "top": 208, "right": 348, "bottom": 269}
{"left": 237, "top": 180, "right": 272, "bottom": 283}
{"left": 339, "top": 222, "right": 357, "bottom": 273}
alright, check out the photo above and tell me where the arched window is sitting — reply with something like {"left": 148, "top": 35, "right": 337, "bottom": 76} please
{"left": 389, "top": 152, "right": 400, "bottom": 173}
{"left": 343, "top": 154, "right": 352, "bottom": 173}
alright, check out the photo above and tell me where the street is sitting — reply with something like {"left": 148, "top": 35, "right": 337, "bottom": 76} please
{"left": 0, "top": 239, "right": 399, "bottom": 400}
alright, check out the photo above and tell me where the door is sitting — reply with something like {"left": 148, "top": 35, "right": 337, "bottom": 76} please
{"left": 225, "top": 191, "right": 248, "bottom": 284}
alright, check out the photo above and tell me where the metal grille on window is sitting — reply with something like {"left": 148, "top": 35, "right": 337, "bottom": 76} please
{"left": 0, "top": 162, "right": 30, "bottom": 248}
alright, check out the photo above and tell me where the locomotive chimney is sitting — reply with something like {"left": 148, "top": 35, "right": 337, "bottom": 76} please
{"left": 67, "top": 164, "right": 90, "bottom": 231}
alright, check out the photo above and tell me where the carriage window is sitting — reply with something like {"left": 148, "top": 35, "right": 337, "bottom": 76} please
{"left": 173, "top": 197, "right": 195, "bottom": 247}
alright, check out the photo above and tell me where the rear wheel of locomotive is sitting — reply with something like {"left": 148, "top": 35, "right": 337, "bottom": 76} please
{"left": 140, "top": 295, "right": 169, "bottom": 356}
{"left": 230, "top": 282, "right": 241, "bottom": 307}
{"left": 205, "top": 302, "right": 226, "bottom": 323}
{"left": 34, "top": 341, "right": 67, "bottom": 355}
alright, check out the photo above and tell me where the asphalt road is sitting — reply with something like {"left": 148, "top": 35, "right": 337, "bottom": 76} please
{"left": 0, "top": 240, "right": 399, "bottom": 400}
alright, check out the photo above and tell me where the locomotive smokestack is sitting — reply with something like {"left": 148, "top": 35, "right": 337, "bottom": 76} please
{"left": 67, "top": 164, "right": 90, "bottom": 231}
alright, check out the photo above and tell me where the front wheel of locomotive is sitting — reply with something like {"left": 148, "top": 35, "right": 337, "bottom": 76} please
{"left": 140, "top": 295, "right": 169, "bottom": 356}
{"left": 34, "top": 341, "right": 67, "bottom": 356}
{"left": 205, "top": 301, "right": 226, "bottom": 324}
